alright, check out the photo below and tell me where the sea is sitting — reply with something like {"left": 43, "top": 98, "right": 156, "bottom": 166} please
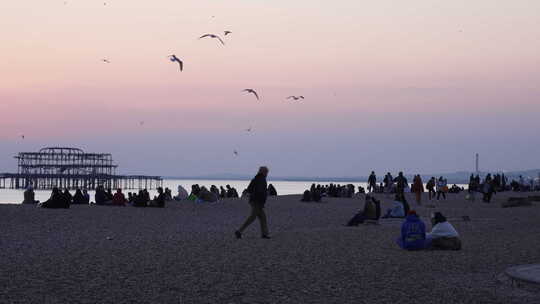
{"left": 0, "top": 178, "right": 468, "bottom": 204}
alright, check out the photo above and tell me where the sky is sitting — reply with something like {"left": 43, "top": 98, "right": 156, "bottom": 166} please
{"left": 1, "top": 0, "right": 539, "bottom": 177}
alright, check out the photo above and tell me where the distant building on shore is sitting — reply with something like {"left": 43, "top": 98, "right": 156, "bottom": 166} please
{"left": 0, "top": 147, "right": 161, "bottom": 190}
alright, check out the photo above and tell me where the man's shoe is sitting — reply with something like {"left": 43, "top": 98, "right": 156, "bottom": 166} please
{"left": 235, "top": 231, "right": 242, "bottom": 239}
{"left": 261, "top": 235, "right": 271, "bottom": 239}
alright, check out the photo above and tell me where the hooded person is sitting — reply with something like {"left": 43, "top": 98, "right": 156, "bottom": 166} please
{"left": 396, "top": 210, "right": 427, "bottom": 250}
{"left": 175, "top": 185, "right": 189, "bottom": 201}
{"left": 426, "top": 212, "right": 461, "bottom": 250}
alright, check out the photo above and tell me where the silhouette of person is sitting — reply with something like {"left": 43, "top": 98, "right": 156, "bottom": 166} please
{"left": 235, "top": 166, "right": 270, "bottom": 239}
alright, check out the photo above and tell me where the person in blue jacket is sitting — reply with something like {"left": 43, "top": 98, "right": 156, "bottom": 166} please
{"left": 396, "top": 210, "right": 427, "bottom": 250}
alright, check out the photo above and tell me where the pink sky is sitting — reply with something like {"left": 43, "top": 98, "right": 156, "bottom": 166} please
{"left": 1, "top": 0, "right": 539, "bottom": 176}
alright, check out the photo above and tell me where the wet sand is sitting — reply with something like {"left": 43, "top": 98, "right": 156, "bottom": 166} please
{"left": 1, "top": 191, "right": 540, "bottom": 303}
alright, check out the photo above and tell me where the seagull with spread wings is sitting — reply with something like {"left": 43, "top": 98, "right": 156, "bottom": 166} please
{"left": 243, "top": 89, "right": 259, "bottom": 100}
{"left": 224, "top": 31, "right": 232, "bottom": 36}
{"left": 286, "top": 95, "right": 304, "bottom": 101}
{"left": 102, "top": 59, "right": 110, "bottom": 63}
{"left": 168, "top": 55, "right": 183, "bottom": 71}
{"left": 199, "top": 34, "right": 225, "bottom": 45}
{"left": 233, "top": 150, "right": 239, "bottom": 156}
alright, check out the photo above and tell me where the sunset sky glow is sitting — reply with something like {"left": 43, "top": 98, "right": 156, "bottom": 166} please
{"left": 1, "top": 0, "right": 539, "bottom": 176}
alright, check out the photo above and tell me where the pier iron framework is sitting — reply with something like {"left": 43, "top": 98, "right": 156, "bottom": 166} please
{"left": 0, "top": 147, "right": 162, "bottom": 190}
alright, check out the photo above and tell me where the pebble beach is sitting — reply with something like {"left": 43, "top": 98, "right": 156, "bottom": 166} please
{"left": 1, "top": 191, "right": 540, "bottom": 303}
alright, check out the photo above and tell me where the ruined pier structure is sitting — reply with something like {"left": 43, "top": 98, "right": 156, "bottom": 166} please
{"left": 0, "top": 147, "right": 162, "bottom": 190}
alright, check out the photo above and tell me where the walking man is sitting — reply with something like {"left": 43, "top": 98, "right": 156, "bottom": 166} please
{"left": 235, "top": 166, "right": 270, "bottom": 239}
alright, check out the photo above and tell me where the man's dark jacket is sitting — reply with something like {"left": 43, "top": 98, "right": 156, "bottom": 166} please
{"left": 247, "top": 173, "right": 268, "bottom": 204}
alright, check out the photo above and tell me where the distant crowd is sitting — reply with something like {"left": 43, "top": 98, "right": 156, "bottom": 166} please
{"left": 301, "top": 183, "right": 366, "bottom": 202}
{"left": 21, "top": 182, "right": 279, "bottom": 208}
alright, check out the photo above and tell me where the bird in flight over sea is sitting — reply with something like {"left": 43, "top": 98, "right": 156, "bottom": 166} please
{"left": 21, "top": 135, "right": 25, "bottom": 140}
{"left": 199, "top": 34, "right": 225, "bottom": 45}
{"left": 168, "top": 55, "right": 183, "bottom": 71}
{"left": 224, "top": 31, "right": 232, "bottom": 36}
{"left": 102, "top": 59, "right": 110, "bottom": 63}
{"left": 245, "top": 126, "right": 252, "bottom": 132}
{"left": 286, "top": 96, "right": 304, "bottom": 101}
{"left": 233, "top": 150, "right": 239, "bottom": 156}
{"left": 242, "top": 89, "right": 259, "bottom": 100}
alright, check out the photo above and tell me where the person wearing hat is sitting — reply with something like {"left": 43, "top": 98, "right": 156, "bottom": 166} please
{"left": 426, "top": 212, "right": 461, "bottom": 250}
{"left": 397, "top": 210, "right": 427, "bottom": 250}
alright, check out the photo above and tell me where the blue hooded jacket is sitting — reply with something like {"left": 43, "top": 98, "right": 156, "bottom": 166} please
{"left": 400, "top": 214, "right": 426, "bottom": 250}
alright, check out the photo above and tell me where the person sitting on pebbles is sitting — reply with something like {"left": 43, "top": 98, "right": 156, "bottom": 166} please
{"left": 40, "top": 187, "right": 70, "bottom": 209}
{"left": 426, "top": 212, "right": 462, "bottom": 250}
{"left": 301, "top": 190, "right": 312, "bottom": 202}
{"left": 22, "top": 183, "right": 39, "bottom": 204}
{"left": 148, "top": 187, "right": 166, "bottom": 208}
{"left": 382, "top": 194, "right": 406, "bottom": 219}
{"left": 346, "top": 195, "right": 381, "bottom": 226}
{"left": 197, "top": 186, "right": 218, "bottom": 203}
{"left": 396, "top": 210, "right": 426, "bottom": 250}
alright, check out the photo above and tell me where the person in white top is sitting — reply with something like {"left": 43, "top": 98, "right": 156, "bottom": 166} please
{"left": 426, "top": 212, "right": 461, "bottom": 250}
{"left": 436, "top": 177, "right": 447, "bottom": 200}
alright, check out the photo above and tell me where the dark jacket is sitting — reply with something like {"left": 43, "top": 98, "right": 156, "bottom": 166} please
{"left": 247, "top": 173, "right": 268, "bottom": 204}
{"left": 42, "top": 191, "right": 70, "bottom": 209}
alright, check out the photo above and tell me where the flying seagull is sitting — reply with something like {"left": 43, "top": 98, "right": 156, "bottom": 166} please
{"left": 21, "top": 135, "right": 25, "bottom": 140}
{"left": 102, "top": 59, "right": 110, "bottom": 63}
{"left": 199, "top": 34, "right": 225, "bottom": 45}
{"left": 287, "top": 95, "right": 304, "bottom": 101}
{"left": 242, "top": 89, "right": 259, "bottom": 100}
{"left": 168, "top": 55, "right": 183, "bottom": 71}
{"left": 233, "top": 150, "right": 238, "bottom": 156}
{"left": 245, "top": 126, "right": 252, "bottom": 132}
{"left": 224, "top": 31, "right": 232, "bottom": 36}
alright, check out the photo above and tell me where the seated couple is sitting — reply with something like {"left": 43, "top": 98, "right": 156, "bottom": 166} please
{"left": 346, "top": 195, "right": 381, "bottom": 226}
{"left": 301, "top": 189, "right": 322, "bottom": 203}
{"left": 397, "top": 211, "right": 461, "bottom": 251}
{"left": 39, "top": 187, "right": 70, "bottom": 209}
